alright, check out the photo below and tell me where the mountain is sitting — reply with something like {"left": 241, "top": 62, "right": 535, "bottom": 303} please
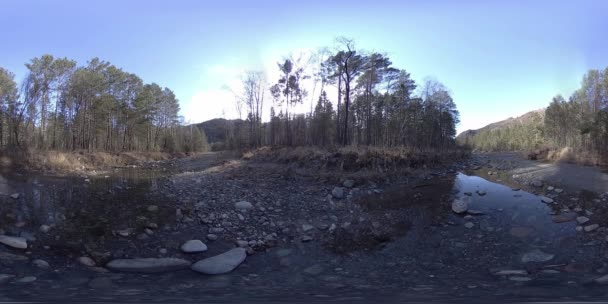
{"left": 456, "top": 109, "right": 545, "bottom": 150}
{"left": 193, "top": 118, "right": 246, "bottom": 144}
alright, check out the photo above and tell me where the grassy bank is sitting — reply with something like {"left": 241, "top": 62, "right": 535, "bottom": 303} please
{"left": 0, "top": 150, "right": 195, "bottom": 173}
{"left": 243, "top": 146, "right": 469, "bottom": 172}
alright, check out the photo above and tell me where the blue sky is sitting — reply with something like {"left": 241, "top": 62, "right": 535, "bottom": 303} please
{"left": 1, "top": 0, "right": 607, "bottom": 134}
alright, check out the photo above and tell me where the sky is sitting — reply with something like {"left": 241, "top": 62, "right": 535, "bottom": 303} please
{"left": 1, "top": 0, "right": 607, "bottom": 134}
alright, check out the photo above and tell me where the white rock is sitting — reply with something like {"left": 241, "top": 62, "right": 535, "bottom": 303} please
{"left": 78, "top": 256, "right": 96, "bottom": 267}
{"left": 331, "top": 187, "right": 345, "bottom": 199}
{"left": 191, "top": 248, "right": 247, "bottom": 274}
{"left": 0, "top": 235, "right": 27, "bottom": 249}
{"left": 207, "top": 234, "right": 218, "bottom": 241}
{"left": 464, "top": 222, "right": 475, "bottom": 229}
{"left": 180, "top": 240, "right": 208, "bottom": 253}
{"left": 10, "top": 193, "right": 19, "bottom": 199}
{"left": 547, "top": 186, "right": 555, "bottom": 191}
{"left": 147, "top": 205, "right": 159, "bottom": 212}
{"left": 302, "top": 224, "right": 315, "bottom": 232}
{"left": 540, "top": 196, "right": 554, "bottom": 204}
{"left": 576, "top": 216, "right": 590, "bottom": 224}
{"left": 584, "top": 224, "right": 599, "bottom": 232}
{"left": 234, "top": 201, "right": 253, "bottom": 210}
{"left": 106, "top": 258, "right": 191, "bottom": 273}
{"left": 32, "top": 259, "right": 49, "bottom": 269}
{"left": 236, "top": 240, "right": 249, "bottom": 248}
{"left": 521, "top": 249, "right": 554, "bottom": 263}
{"left": 451, "top": 198, "right": 469, "bottom": 214}
{"left": 39, "top": 225, "right": 51, "bottom": 233}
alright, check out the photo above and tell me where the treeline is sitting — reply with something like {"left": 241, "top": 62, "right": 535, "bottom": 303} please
{"left": 220, "top": 38, "right": 460, "bottom": 151}
{"left": 459, "top": 67, "right": 608, "bottom": 163}
{"left": 0, "top": 55, "right": 208, "bottom": 153}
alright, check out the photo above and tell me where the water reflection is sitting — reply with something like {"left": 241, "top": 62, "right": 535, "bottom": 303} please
{"left": 0, "top": 168, "right": 171, "bottom": 242}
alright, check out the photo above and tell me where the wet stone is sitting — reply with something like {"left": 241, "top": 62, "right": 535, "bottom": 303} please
{"left": 180, "top": 240, "right": 208, "bottom": 253}
{"left": 452, "top": 198, "right": 468, "bottom": 214}
{"left": 191, "top": 248, "right": 247, "bottom": 275}
{"left": 521, "top": 249, "right": 554, "bottom": 263}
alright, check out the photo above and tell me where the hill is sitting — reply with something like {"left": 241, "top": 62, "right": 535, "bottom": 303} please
{"left": 456, "top": 109, "right": 545, "bottom": 151}
{"left": 192, "top": 118, "right": 246, "bottom": 144}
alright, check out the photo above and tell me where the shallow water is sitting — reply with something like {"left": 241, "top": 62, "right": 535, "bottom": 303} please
{"left": 451, "top": 173, "right": 577, "bottom": 242}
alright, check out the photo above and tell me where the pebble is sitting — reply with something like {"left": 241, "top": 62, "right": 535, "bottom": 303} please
{"left": 207, "top": 234, "right": 218, "bottom": 241}
{"left": 234, "top": 201, "right": 254, "bottom": 210}
{"left": 464, "top": 222, "right": 475, "bottom": 229}
{"left": 236, "top": 240, "right": 249, "bottom": 248}
{"left": 301, "top": 235, "right": 313, "bottom": 242}
{"left": 39, "top": 225, "right": 51, "bottom": 233}
{"left": 302, "top": 224, "right": 315, "bottom": 232}
{"left": 180, "top": 240, "right": 208, "bottom": 253}
{"left": 33, "top": 259, "right": 50, "bottom": 269}
{"left": 521, "top": 249, "right": 554, "bottom": 263}
{"left": 343, "top": 180, "right": 355, "bottom": 188}
{"left": 584, "top": 224, "right": 599, "bottom": 232}
{"left": 331, "top": 187, "right": 345, "bottom": 199}
{"left": 16, "top": 276, "right": 36, "bottom": 283}
{"left": 10, "top": 193, "right": 19, "bottom": 199}
{"left": 147, "top": 205, "right": 159, "bottom": 212}
{"left": 540, "top": 196, "right": 554, "bottom": 204}
{"left": 452, "top": 198, "right": 469, "bottom": 214}
{"left": 78, "top": 256, "right": 96, "bottom": 267}
{"left": 576, "top": 216, "right": 590, "bottom": 224}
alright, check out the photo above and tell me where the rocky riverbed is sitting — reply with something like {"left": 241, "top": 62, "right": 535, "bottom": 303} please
{"left": 1, "top": 152, "right": 608, "bottom": 302}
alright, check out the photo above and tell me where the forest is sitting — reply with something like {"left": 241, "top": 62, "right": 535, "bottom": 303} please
{"left": 0, "top": 38, "right": 461, "bottom": 157}
{"left": 216, "top": 38, "right": 460, "bottom": 151}
{"left": 0, "top": 55, "right": 208, "bottom": 153}
{"left": 459, "top": 67, "right": 608, "bottom": 163}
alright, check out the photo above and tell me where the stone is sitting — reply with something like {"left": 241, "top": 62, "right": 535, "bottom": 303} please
{"left": 301, "top": 235, "right": 313, "bottom": 242}
{"left": 521, "top": 249, "right": 554, "bottom": 263}
{"left": 464, "top": 222, "right": 475, "bottom": 229}
{"left": 0, "top": 274, "right": 15, "bottom": 284}
{"left": 343, "top": 180, "right": 355, "bottom": 188}
{"left": 180, "top": 240, "right": 208, "bottom": 253}
{"left": 331, "top": 187, "right": 345, "bottom": 199}
{"left": 509, "top": 276, "right": 532, "bottom": 282}
{"left": 0, "top": 235, "right": 27, "bottom": 249}
{"left": 147, "top": 205, "right": 159, "bottom": 212}
{"left": 191, "top": 248, "right": 247, "bottom": 275}
{"left": 302, "top": 224, "right": 315, "bottom": 232}
{"left": 547, "top": 186, "right": 555, "bottom": 191}
{"left": 476, "top": 190, "right": 487, "bottom": 196}
{"left": 16, "top": 276, "right": 36, "bottom": 283}
{"left": 207, "top": 234, "right": 218, "bottom": 241}
{"left": 594, "top": 274, "right": 608, "bottom": 285}
{"left": 236, "top": 240, "right": 249, "bottom": 248}
{"left": 584, "top": 224, "right": 599, "bottom": 232}
{"left": 78, "top": 256, "right": 96, "bottom": 267}
{"left": 451, "top": 198, "right": 468, "bottom": 214}
{"left": 303, "top": 264, "right": 324, "bottom": 276}
{"left": 159, "top": 248, "right": 167, "bottom": 254}
{"left": 32, "top": 259, "right": 49, "bottom": 269}
{"left": 531, "top": 181, "right": 543, "bottom": 188}
{"left": 235, "top": 201, "right": 253, "bottom": 211}
{"left": 576, "top": 216, "right": 590, "bottom": 224}
{"left": 10, "top": 193, "right": 19, "bottom": 199}
{"left": 106, "top": 258, "right": 191, "bottom": 273}
{"left": 39, "top": 225, "right": 51, "bottom": 233}
{"left": 554, "top": 188, "right": 564, "bottom": 193}
{"left": 209, "top": 227, "right": 224, "bottom": 234}
{"left": 540, "top": 196, "right": 554, "bottom": 204}
{"left": 176, "top": 208, "right": 184, "bottom": 220}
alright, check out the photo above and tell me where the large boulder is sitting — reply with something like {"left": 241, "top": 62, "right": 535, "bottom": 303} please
{"left": 106, "top": 258, "right": 191, "bottom": 273}
{"left": 191, "top": 248, "right": 247, "bottom": 275}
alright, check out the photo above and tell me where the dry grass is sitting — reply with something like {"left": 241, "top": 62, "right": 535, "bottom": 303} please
{"left": 1, "top": 149, "right": 191, "bottom": 173}
{"left": 244, "top": 146, "right": 469, "bottom": 172}
{"left": 545, "top": 147, "right": 605, "bottom": 166}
